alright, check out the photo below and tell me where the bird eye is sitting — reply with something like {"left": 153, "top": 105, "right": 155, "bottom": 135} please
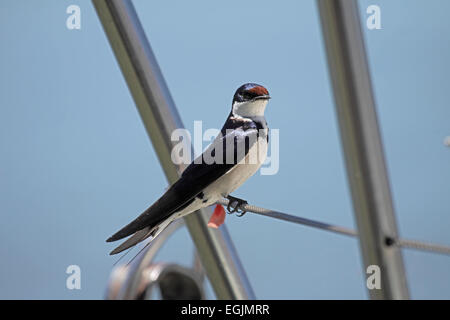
{"left": 242, "top": 92, "right": 252, "bottom": 100}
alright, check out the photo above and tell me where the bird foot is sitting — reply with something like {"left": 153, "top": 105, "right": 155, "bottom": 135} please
{"left": 226, "top": 196, "right": 248, "bottom": 217}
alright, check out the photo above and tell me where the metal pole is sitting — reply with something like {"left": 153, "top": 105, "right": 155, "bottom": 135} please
{"left": 317, "top": 0, "right": 409, "bottom": 299}
{"left": 93, "top": 0, "right": 255, "bottom": 299}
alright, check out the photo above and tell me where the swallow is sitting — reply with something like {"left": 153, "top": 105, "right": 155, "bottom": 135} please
{"left": 107, "top": 83, "right": 271, "bottom": 255}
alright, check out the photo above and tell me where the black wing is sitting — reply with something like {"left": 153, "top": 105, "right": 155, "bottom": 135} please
{"left": 106, "top": 124, "right": 259, "bottom": 243}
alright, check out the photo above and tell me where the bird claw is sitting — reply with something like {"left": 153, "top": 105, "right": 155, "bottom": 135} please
{"left": 226, "top": 196, "right": 248, "bottom": 217}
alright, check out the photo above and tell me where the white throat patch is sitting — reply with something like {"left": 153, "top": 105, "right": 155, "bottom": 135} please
{"left": 232, "top": 99, "right": 268, "bottom": 119}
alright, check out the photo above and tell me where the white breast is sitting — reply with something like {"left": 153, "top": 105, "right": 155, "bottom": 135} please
{"left": 173, "top": 131, "right": 268, "bottom": 220}
{"left": 203, "top": 131, "right": 268, "bottom": 200}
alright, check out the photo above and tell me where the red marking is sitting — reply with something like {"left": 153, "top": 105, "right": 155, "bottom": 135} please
{"left": 247, "top": 86, "right": 269, "bottom": 96}
{"left": 207, "top": 204, "right": 226, "bottom": 229}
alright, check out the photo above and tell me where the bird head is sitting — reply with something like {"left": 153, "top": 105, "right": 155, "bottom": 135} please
{"left": 231, "top": 83, "right": 271, "bottom": 119}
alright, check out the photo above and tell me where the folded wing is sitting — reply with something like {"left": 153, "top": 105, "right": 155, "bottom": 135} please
{"left": 106, "top": 126, "right": 259, "bottom": 244}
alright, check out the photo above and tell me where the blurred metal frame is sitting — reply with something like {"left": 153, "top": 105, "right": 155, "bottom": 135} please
{"left": 106, "top": 220, "right": 205, "bottom": 300}
{"left": 317, "top": 0, "right": 409, "bottom": 299}
{"left": 93, "top": 0, "right": 255, "bottom": 299}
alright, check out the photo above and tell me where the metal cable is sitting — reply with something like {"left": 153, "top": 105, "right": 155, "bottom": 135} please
{"left": 216, "top": 199, "right": 357, "bottom": 238}
{"left": 396, "top": 239, "right": 450, "bottom": 256}
{"left": 216, "top": 199, "right": 450, "bottom": 256}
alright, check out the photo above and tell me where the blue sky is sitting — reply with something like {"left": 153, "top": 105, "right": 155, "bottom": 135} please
{"left": 0, "top": 0, "right": 449, "bottom": 299}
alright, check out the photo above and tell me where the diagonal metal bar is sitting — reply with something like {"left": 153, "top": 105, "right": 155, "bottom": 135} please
{"left": 317, "top": 0, "right": 409, "bottom": 299}
{"left": 93, "top": 0, "right": 254, "bottom": 299}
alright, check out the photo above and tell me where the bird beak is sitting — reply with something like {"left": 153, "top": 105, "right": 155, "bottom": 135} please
{"left": 253, "top": 95, "right": 271, "bottom": 101}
